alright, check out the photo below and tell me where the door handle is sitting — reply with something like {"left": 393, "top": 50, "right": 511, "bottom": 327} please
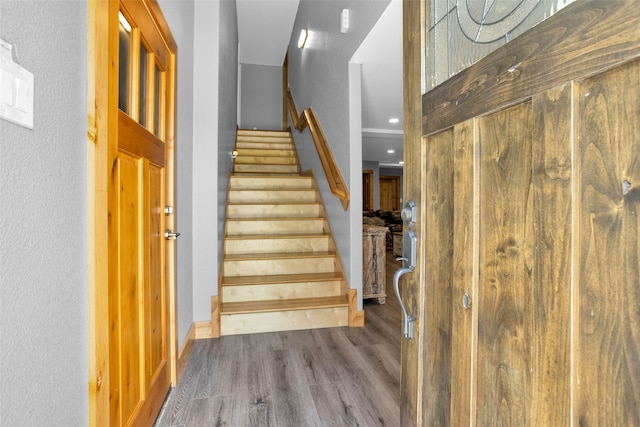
{"left": 394, "top": 229, "right": 416, "bottom": 340}
{"left": 165, "top": 229, "right": 180, "bottom": 240}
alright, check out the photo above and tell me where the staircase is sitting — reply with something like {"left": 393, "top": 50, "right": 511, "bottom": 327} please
{"left": 219, "top": 129, "right": 350, "bottom": 335}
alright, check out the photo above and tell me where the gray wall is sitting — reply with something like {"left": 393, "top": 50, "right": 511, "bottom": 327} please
{"left": 0, "top": 1, "right": 88, "bottom": 424}
{"left": 191, "top": 0, "right": 238, "bottom": 322}
{"left": 288, "top": 0, "right": 390, "bottom": 304}
{"left": 240, "top": 63, "right": 282, "bottom": 130}
{"left": 158, "top": 0, "right": 195, "bottom": 346}
{"left": 218, "top": 0, "right": 239, "bottom": 269}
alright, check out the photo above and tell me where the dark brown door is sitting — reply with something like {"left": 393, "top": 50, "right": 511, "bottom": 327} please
{"left": 402, "top": 1, "right": 640, "bottom": 425}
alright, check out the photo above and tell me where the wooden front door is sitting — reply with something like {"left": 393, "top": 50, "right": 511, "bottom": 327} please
{"left": 402, "top": 0, "right": 640, "bottom": 425}
{"left": 88, "top": 1, "right": 177, "bottom": 425}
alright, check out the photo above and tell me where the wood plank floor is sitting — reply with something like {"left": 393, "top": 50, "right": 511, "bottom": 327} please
{"left": 155, "top": 252, "right": 403, "bottom": 427}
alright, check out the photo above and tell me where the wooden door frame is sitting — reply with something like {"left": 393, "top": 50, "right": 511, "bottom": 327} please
{"left": 87, "top": 1, "right": 177, "bottom": 425}
{"left": 401, "top": 0, "right": 425, "bottom": 425}
{"left": 363, "top": 169, "right": 374, "bottom": 211}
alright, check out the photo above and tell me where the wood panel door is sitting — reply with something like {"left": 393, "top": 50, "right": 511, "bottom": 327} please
{"left": 402, "top": 0, "right": 640, "bottom": 425}
{"left": 363, "top": 169, "right": 374, "bottom": 211}
{"left": 380, "top": 176, "right": 400, "bottom": 211}
{"left": 108, "top": 2, "right": 176, "bottom": 425}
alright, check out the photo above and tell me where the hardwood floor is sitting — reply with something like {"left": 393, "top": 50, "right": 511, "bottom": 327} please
{"left": 155, "top": 252, "right": 403, "bottom": 427}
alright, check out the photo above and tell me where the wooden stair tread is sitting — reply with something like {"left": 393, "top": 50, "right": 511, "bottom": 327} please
{"left": 221, "top": 295, "right": 349, "bottom": 314}
{"left": 228, "top": 217, "right": 323, "bottom": 221}
{"left": 228, "top": 201, "right": 321, "bottom": 206}
{"left": 222, "top": 272, "right": 344, "bottom": 286}
{"left": 224, "top": 233, "right": 329, "bottom": 240}
{"left": 225, "top": 251, "right": 337, "bottom": 261}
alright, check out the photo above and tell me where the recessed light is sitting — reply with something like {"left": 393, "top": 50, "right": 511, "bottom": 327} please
{"left": 389, "top": 117, "right": 399, "bottom": 124}
{"left": 387, "top": 149, "right": 395, "bottom": 154}
{"left": 399, "top": 161, "right": 404, "bottom": 165}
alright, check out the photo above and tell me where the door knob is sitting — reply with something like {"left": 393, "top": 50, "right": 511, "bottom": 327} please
{"left": 165, "top": 229, "right": 180, "bottom": 240}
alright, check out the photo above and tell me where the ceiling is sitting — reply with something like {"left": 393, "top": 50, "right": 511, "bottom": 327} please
{"left": 236, "top": 0, "right": 404, "bottom": 167}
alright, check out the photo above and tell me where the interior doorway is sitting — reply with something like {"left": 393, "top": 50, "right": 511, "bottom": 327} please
{"left": 379, "top": 175, "right": 400, "bottom": 211}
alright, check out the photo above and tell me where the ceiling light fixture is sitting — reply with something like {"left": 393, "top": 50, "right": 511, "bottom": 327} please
{"left": 389, "top": 117, "right": 399, "bottom": 124}
{"left": 387, "top": 149, "right": 395, "bottom": 154}
{"left": 298, "top": 29, "right": 308, "bottom": 49}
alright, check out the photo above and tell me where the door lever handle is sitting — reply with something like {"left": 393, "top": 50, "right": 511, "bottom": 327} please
{"left": 165, "top": 229, "right": 180, "bottom": 240}
{"left": 393, "top": 266, "right": 415, "bottom": 340}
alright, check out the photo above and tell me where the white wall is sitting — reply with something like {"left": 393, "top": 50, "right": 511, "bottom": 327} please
{"left": 240, "top": 63, "right": 281, "bottom": 130}
{"left": 0, "top": 1, "right": 88, "bottom": 424}
{"left": 157, "top": 0, "right": 195, "bottom": 345}
{"left": 287, "top": 0, "right": 391, "bottom": 309}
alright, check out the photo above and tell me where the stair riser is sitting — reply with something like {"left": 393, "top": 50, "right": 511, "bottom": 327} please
{"left": 234, "top": 164, "right": 299, "bottom": 174}
{"left": 226, "top": 220, "right": 325, "bottom": 236}
{"left": 237, "top": 149, "right": 296, "bottom": 157}
{"left": 236, "top": 142, "right": 293, "bottom": 150}
{"left": 236, "top": 156, "right": 297, "bottom": 165}
{"left": 224, "top": 237, "right": 331, "bottom": 254}
{"left": 220, "top": 307, "right": 348, "bottom": 335}
{"left": 221, "top": 281, "right": 342, "bottom": 303}
{"left": 229, "top": 177, "right": 313, "bottom": 190}
{"left": 224, "top": 257, "right": 338, "bottom": 277}
{"left": 227, "top": 204, "right": 321, "bottom": 219}
{"left": 228, "top": 190, "right": 317, "bottom": 204}
{"left": 237, "top": 133, "right": 290, "bottom": 141}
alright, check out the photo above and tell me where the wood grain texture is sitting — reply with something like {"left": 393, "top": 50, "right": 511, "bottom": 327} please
{"left": 88, "top": 2, "right": 119, "bottom": 425}
{"left": 401, "top": 0, "right": 426, "bottom": 424}
{"left": 476, "top": 101, "right": 533, "bottom": 426}
{"left": 450, "top": 119, "right": 476, "bottom": 426}
{"left": 423, "top": 128, "right": 454, "bottom": 426}
{"left": 531, "top": 84, "right": 573, "bottom": 425}
{"left": 577, "top": 58, "right": 640, "bottom": 426}
{"left": 423, "top": 0, "right": 640, "bottom": 135}
{"left": 362, "top": 225, "right": 388, "bottom": 300}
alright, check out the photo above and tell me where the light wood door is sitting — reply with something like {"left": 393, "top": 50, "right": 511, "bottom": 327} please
{"left": 380, "top": 175, "right": 400, "bottom": 211}
{"left": 109, "top": 2, "right": 176, "bottom": 425}
{"left": 402, "top": 1, "right": 640, "bottom": 425}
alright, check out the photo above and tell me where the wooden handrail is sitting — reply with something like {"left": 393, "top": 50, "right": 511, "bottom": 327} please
{"left": 287, "top": 87, "right": 350, "bottom": 211}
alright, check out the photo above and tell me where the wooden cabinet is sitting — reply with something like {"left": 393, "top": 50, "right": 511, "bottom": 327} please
{"left": 362, "top": 225, "right": 387, "bottom": 303}
{"left": 418, "top": 2, "right": 640, "bottom": 425}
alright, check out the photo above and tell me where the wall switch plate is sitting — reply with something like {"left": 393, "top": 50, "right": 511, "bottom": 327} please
{"left": 0, "top": 49, "right": 34, "bottom": 129}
